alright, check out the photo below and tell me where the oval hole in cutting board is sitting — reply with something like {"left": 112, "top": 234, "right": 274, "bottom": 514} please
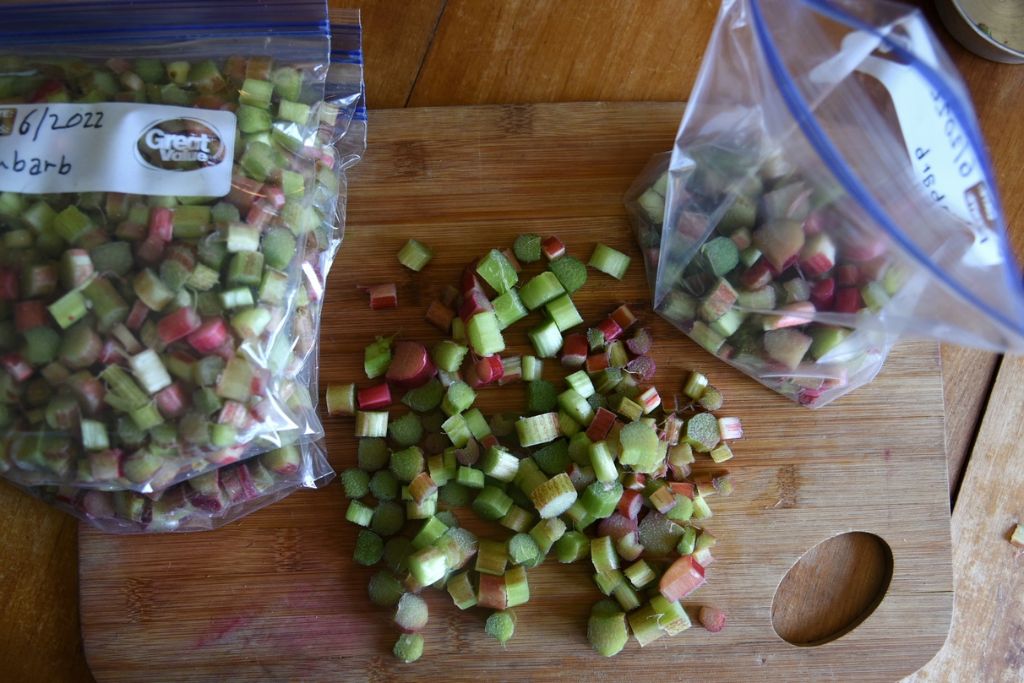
{"left": 771, "top": 532, "right": 893, "bottom": 646}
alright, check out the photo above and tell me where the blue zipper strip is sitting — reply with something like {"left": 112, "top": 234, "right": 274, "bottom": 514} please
{"left": 0, "top": 0, "right": 330, "bottom": 44}
{"left": 748, "top": 0, "right": 1024, "bottom": 337}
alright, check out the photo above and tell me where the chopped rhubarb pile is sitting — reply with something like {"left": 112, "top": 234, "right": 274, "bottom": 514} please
{"left": 329, "top": 235, "right": 743, "bottom": 662}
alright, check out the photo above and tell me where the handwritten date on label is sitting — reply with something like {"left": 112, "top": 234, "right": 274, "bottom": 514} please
{"left": 18, "top": 106, "right": 104, "bottom": 142}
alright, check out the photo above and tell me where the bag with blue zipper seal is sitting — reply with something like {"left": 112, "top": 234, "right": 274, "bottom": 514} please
{"left": 626, "top": 0, "right": 1024, "bottom": 407}
{"left": 0, "top": 1, "right": 366, "bottom": 531}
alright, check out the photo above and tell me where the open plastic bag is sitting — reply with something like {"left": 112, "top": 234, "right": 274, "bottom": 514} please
{"left": 0, "top": 0, "right": 358, "bottom": 490}
{"left": 626, "top": 0, "right": 1024, "bottom": 407}
{"left": 27, "top": 438, "right": 333, "bottom": 533}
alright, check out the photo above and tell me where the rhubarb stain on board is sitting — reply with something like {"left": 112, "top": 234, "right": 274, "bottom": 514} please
{"left": 392, "top": 140, "right": 427, "bottom": 179}
{"left": 769, "top": 464, "right": 800, "bottom": 510}
{"left": 123, "top": 577, "right": 153, "bottom": 624}
{"left": 194, "top": 615, "right": 250, "bottom": 649}
{"left": 498, "top": 104, "right": 535, "bottom": 136}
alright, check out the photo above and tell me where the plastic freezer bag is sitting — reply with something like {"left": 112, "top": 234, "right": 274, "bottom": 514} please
{"left": 627, "top": 0, "right": 1024, "bottom": 407}
{"left": 0, "top": 0, "right": 343, "bottom": 489}
{"left": 26, "top": 438, "right": 333, "bottom": 533}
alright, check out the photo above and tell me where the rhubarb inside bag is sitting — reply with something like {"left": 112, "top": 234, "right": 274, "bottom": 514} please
{"left": 627, "top": 0, "right": 1024, "bottom": 407}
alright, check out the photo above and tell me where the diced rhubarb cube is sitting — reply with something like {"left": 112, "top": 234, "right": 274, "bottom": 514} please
{"left": 740, "top": 259, "right": 773, "bottom": 290}
{"left": 0, "top": 269, "right": 18, "bottom": 300}
{"left": 753, "top": 219, "right": 805, "bottom": 272}
{"left": 810, "top": 278, "right": 835, "bottom": 309}
{"left": 660, "top": 555, "right": 706, "bottom": 601}
{"left": 833, "top": 287, "right": 863, "bottom": 313}
{"left": 595, "top": 318, "right": 622, "bottom": 343}
{"left": 360, "top": 283, "right": 398, "bottom": 310}
{"left": 358, "top": 383, "right": 392, "bottom": 410}
{"left": 799, "top": 233, "right": 836, "bottom": 278}
{"left": 459, "top": 288, "right": 493, "bottom": 322}
{"left": 617, "top": 489, "right": 644, "bottom": 520}
{"left": 560, "top": 333, "right": 588, "bottom": 368}
{"left": 586, "top": 352, "right": 610, "bottom": 374}
{"left": 1, "top": 353, "right": 32, "bottom": 381}
{"left": 586, "top": 407, "right": 617, "bottom": 442}
{"left": 155, "top": 382, "right": 189, "bottom": 418}
{"left": 541, "top": 236, "right": 566, "bottom": 260}
{"left": 835, "top": 264, "right": 860, "bottom": 287}
{"left": 608, "top": 304, "right": 637, "bottom": 331}
{"left": 148, "top": 206, "right": 174, "bottom": 242}
{"left": 15, "top": 300, "right": 48, "bottom": 332}
{"left": 126, "top": 299, "right": 149, "bottom": 331}
{"left": 157, "top": 307, "right": 202, "bottom": 344}
{"left": 474, "top": 355, "right": 504, "bottom": 385}
{"left": 188, "top": 317, "right": 231, "bottom": 354}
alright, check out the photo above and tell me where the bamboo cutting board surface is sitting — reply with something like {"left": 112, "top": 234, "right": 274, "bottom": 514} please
{"left": 79, "top": 103, "right": 953, "bottom": 682}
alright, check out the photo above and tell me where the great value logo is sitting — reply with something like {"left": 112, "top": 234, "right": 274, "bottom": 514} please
{"left": 136, "top": 117, "right": 227, "bottom": 171}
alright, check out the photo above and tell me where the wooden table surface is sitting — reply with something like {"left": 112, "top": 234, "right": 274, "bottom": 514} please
{"left": 1, "top": 1, "right": 1022, "bottom": 681}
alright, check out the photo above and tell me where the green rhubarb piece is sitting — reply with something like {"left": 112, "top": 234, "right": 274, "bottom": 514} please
{"left": 618, "top": 420, "right": 659, "bottom": 468}
{"left": 393, "top": 633, "right": 424, "bottom": 664}
{"left": 809, "top": 325, "right": 850, "bottom": 360}
{"left": 528, "top": 319, "right": 562, "bottom": 358}
{"left": 370, "top": 470, "right": 399, "bottom": 501}
{"left": 764, "top": 328, "right": 813, "bottom": 371}
{"left": 684, "top": 412, "right": 720, "bottom": 452}
{"left": 341, "top": 468, "right": 371, "bottom": 498}
{"left": 589, "top": 243, "right": 631, "bottom": 280}
{"left": 442, "top": 381, "right": 476, "bottom": 416}
{"left": 701, "top": 236, "right": 740, "bottom": 276}
{"left": 358, "top": 438, "right": 390, "bottom": 471}
{"left": 354, "top": 530, "right": 385, "bottom": 566}
{"left": 545, "top": 294, "right": 583, "bottom": 332}
{"left": 492, "top": 288, "right": 528, "bottom": 329}
{"left": 588, "top": 600, "right": 629, "bottom": 657}
{"left": 513, "top": 233, "right": 542, "bottom": 263}
{"left": 467, "top": 311, "right": 505, "bottom": 357}
{"left": 549, "top": 256, "right": 587, "bottom": 293}
{"left": 519, "top": 271, "right": 564, "bottom": 310}
{"left": 368, "top": 571, "right": 405, "bottom": 608}
{"left": 476, "top": 249, "right": 518, "bottom": 294}
{"left": 431, "top": 340, "right": 469, "bottom": 373}
{"left": 718, "top": 194, "right": 757, "bottom": 233}
{"left": 398, "top": 239, "right": 433, "bottom": 272}
{"left": 689, "top": 321, "right": 725, "bottom": 354}
{"left": 532, "top": 439, "right": 570, "bottom": 476}
{"left": 390, "top": 446, "right": 425, "bottom": 483}
{"left": 527, "top": 379, "right": 557, "bottom": 413}
{"left": 365, "top": 336, "right": 393, "bottom": 379}
{"left": 699, "top": 277, "right": 738, "bottom": 322}
{"left": 388, "top": 412, "right": 424, "bottom": 448}
{"left": 485, "top": 610, "right": 516, "bottom": 646}
{"left": 402, "top": 378, "right": 444, "bottom": 413}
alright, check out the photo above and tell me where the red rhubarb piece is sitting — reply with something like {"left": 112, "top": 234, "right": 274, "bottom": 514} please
{"left": 157, "top": 307, "right": 202, "bottom": 344}
{"left": 560, "top": 333, "right": 588, "bottom": 368}
{"left": 357, "top": 383, "right": 392, "bottom": 410}
{"left": 385, "top": 341, "right": 436, "bottom": 389}
{"left": 541, "top": 236, "right": 566, "bottom": 260}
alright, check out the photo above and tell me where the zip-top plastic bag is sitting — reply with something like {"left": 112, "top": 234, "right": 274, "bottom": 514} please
{"left": 0, "top": 0, "right": 353, "bottom": 490}
{"left": 11, "top": 8, "right": 366, "bottom": 533}
{"left": 626, "top": 0, "right": 1024, "bottom": 407}
{"left": 28, "top": 438, "right": 333, "bottom": 533}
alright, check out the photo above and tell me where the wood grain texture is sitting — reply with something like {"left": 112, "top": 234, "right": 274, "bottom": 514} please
{"left": 940, "top": 345, "right": 999, "bottom": 498}
{"left": 80, "top": 103, "right": 952, "bottom": 683}
{"left": 407, "top": 0, "right": 716, "bottom": 106}
{"left": 338, "top": 0, "right": 446, "bottom": 108}
{"left": 0, "top": 482, "right": 92, "bottom": 683}
{"left": 907, "top": 355, "right": 1024, "bottom": 683}
{"left": 772, "top": 532, "right": 893, "bottom": 646}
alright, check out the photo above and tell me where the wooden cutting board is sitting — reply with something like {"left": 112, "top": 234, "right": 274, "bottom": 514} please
{"left": 79, "top": 103, "right": 953, "bottom": 682}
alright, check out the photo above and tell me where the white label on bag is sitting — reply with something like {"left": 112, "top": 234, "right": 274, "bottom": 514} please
{"left": 856, "top": 54, "right": 1002, "bottom": 265}
{"left": 0, "top": 103, "right": 236, "bottom": 197}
